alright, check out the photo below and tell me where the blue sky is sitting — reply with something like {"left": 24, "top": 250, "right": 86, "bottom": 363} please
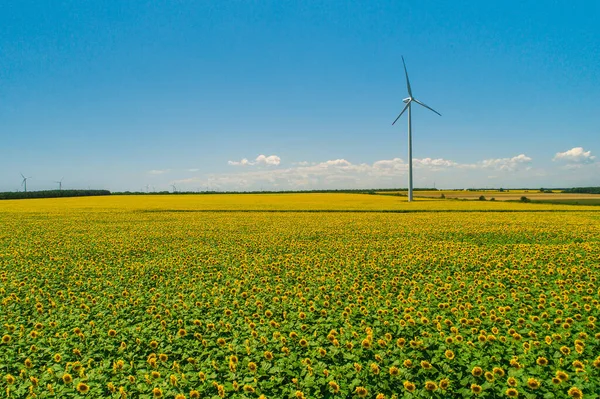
{"left": 1, "top": 0, "right": 599, "bottom": 191}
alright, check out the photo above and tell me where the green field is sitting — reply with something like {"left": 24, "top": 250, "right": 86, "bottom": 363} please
{"left": 1, "top": 194, "right": 599, "bottom": 398}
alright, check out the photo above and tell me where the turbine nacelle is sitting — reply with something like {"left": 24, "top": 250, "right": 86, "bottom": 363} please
{"left": 402, "top": 97, "right": 411, "bottom": 104}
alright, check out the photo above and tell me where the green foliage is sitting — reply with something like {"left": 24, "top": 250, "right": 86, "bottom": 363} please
{"left": 562, "top": 187, "right": 600, "bottom": 194}
{"left": 0, "top": 190, "right": 110, "bottom": 200}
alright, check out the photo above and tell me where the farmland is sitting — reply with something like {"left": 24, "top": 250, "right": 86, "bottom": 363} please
{"left": 381, "top": 190, "right": 600, "bottom": 205}
{"left": 1, "top": 194, "right": 599, "bottom": 398}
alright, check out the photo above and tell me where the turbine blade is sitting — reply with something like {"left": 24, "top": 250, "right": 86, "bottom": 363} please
{"left": 20, "top": 173, "right": 25, "bottom": 179}
{"left": 402, "top": 56, "right": 412, "bottom": 98}
{"left": 392, "top": 102, "right": 410, "bottom": 125}
{"left": 413, "top": 99, "right": 441, "bottom": 116}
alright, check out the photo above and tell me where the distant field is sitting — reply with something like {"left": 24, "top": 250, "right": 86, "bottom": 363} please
{"left": 1, "top": 193, "right": 600, "bottom": 213}
{"left": 379, "top": 190, "right": 600, "bottom": 203}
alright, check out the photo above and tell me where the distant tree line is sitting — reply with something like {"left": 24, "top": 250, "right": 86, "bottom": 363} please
{"left": 112, "top": 188, "right": 441, "bottom": 196}
{"left": 562, "top": 187, "right": 600, "bottom": 194}
{"left": 0, "top": 190, "right": 111, "bottom": 200}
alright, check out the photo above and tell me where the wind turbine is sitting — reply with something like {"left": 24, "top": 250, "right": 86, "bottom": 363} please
{"left": 392, "top": 56, "right": 441, "bottom": 202}
{"left": 171, "top": 184, "right": 177, "bottom": 193}
{"left": 54, "top": 177, "right": 64, "bottom": 191}
{"left": 20, "top": 173, "right": 31, "bottom": 192}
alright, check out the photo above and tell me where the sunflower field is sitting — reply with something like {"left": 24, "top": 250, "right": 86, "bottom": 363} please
{"left": 1, "top": 194, "right": 599, "bottom": 398}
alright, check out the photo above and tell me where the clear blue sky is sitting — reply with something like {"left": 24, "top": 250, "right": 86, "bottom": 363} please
{"left": 1, "top": 0, "right": 599, "bottom": 191}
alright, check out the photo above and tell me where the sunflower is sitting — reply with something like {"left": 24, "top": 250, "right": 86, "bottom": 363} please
{"left": 506, "top": 388, "right": 518, "bottom": 397}
{"left": 248, "top": 362, "right": 258, "bottom": 372}
{"left": 328, "top": 381, "right": 340, "bottom": 393}
{"left": 389, "top": 366, "right": 400, "bottom": 376}
{"left": 471, "top": 366, "right": 483, "bottom": 377}
{"left": 5, "top": 375, "right": 15, "bottom": 385}
{"left": 425, "top": 381, "right": 437, "bottom": 391}
{"left": 420, "top": 360, "right": 432, "bottom": 370}
{"left": 62, "top": 373, "right": 73, "bottom": 384}
{"left": 158, "top": 353, "right": 168, "bottom": 362}
{"left": 370, "top": 363, "right": 380, "bottom": 374}
{"left": 471, "top": 384, "right": 482, "bottom": 395}
{"left": 152, "top": 387, "right": 162, "bottom": 398}
{"left": 403, "top": 381, "right": 416, "bottom": 392}
{"left": 108, "top": 329, "right": 117, "bottom": 337}
{"left": 556, "top": 371, "right": 569, "bottom": 382}
{"left": 355, "top": 386, "right": 368, "bottom": 398}
{"left": 76, "top": 382, "right": 90, "bottom": 394}
{"left": 527, "top": 378, "right": 540, "bottom": 389}
{"left": 507, "top": 377, "right": 518, "bottom": 387}
{"left": 536, "top": 357, "right": 548, "bottom": 366}
{"left": 568, "top": 387, "right": 583, "bottom": 399}
{"left": 190, "top": 390, "right": 200, "bottom": 399}
{"left": 444, "top": 350, "right": 455, "bottom": 360}
{"left": 439, "top": 378, "right": 450, "bottom": 390}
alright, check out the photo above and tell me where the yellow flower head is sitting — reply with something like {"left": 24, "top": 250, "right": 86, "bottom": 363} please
{"left": 76, "top": 382, "right": 90, "bottom": 394}
{"left": 425, "top": 381, "right": 437, "bottom": 391}
{"left": 403, "top": 381, "right": 416, "bottom": 392}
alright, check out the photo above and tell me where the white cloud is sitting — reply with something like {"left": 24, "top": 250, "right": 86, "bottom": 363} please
{"left": 187, "top": 168, "right": 200, "bottom": 172}
{"left": 162, "top": 150, "right": 600, "bottom": 191}
{"left": 553, "top": 147, "right": 596, "bottom": 164}
{"left": 228, "top": 155, "right": 281, "bottom": 167}
{"left": 255, "top": 155, "right": 281, "bottom": 166}
{"left": 148, "top": 169, "right": 169, "bottom": 175}
{"left": 228, "top": 158, "right": 252, "bottom": 166}
{"left": 479, "top": 154, "right": 532, "bottom": 171}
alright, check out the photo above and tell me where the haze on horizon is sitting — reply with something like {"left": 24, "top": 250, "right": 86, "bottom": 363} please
{"left": 1, "top": 1, "right": 599, "bottom": 192}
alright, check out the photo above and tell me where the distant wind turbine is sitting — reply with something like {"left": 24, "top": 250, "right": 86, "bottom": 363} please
{"left": 54, "top": 177, "right": 64, "bottom": 191}
{"left": 171, "top": 184, "right": 177, "bottom": 193}
{"left": 392, "top": 56, "right": 441, "bottom": 202}
{"left": 20, "top": 173, "right": 31, "bottom": 192}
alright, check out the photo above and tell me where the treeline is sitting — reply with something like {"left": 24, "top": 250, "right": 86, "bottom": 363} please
{"left": 562, "top": 187, "right": 600, "bottom": 194}
{"left": 113, "top": 188, "right": 440, "bottom": 195}
{"left": 0, "top": 190, "right": 111, "bottom": 200}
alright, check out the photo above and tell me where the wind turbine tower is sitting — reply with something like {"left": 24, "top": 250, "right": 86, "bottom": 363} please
{"left": 20, "top": 173, "right": 31, "bottom": 193}
{"left": 392, "top": 57, "right": 441, "bottom": 202}
{"left": 55, "top": 177, "right": 64, "bottom": 191}
{"left": 171, "top": 184, "right": 177, "bottom": 193}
